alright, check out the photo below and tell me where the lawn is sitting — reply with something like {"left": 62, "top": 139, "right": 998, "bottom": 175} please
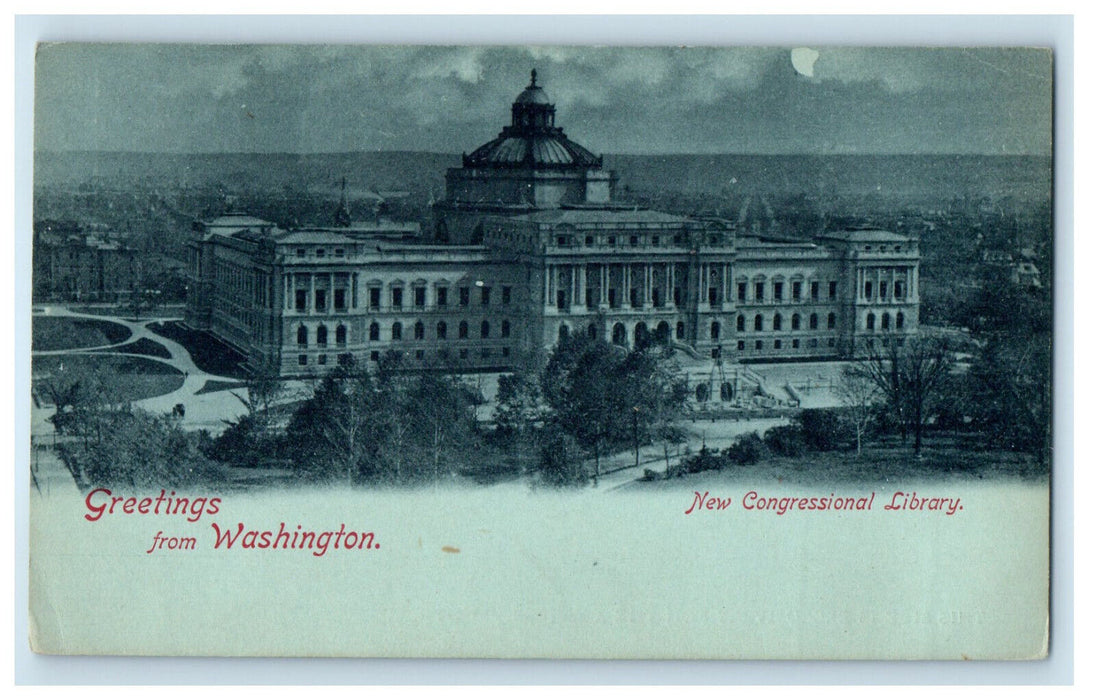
{"left": 146, "top": 321, "right": 249, "bottom": 378}
{"left": 32, "top": 354, "right": 185, "bottom": 404}
{"left": 32, "top": 316, "right": 131, "bottom": 351}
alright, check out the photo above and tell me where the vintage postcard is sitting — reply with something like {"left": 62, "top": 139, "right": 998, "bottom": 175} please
{"left": 28, "top": 44, "right": 1053, "bottom": 659}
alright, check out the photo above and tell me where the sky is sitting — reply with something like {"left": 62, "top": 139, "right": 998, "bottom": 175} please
{"left": 33, "top": 45, "right": 1053, "bottom": 156}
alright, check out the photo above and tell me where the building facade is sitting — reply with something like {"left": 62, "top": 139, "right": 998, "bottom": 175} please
{"left": 186, "top": 72, "right": 919, "bottom": 376}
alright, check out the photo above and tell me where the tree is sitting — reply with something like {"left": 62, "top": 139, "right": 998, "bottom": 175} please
{"left": 491, "top": 372, "right": 543, "bottom": 453}
{"left": 853, "top": 335, "right": 953, "bottom": 455}
{"left": 838, "top": 367, "right": 880, "bottom": 456}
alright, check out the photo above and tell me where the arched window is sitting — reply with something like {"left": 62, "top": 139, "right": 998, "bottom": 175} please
{"left": 773, "top": 314, "right": 783, "bottom": 331}
{"left": 297, "top": 324, "right": 308, "bottom": 347}
{"left": 710, "top": 321, "right": 720, "bottom": 340}
{"left": 827, "top": 312, "right": 837, "bottom": 330}
{"left": 791, "top": 314, "right": 801, "bottom": 331}
{"left": 481, "top": 320, "right": 490, "bottom": 339}
{"left": 316, "top": 324, "right": 328, "bottom": 347}
{"left": 754, "top": 314, "right": 764, "bottom": 332}
{"left": 501, "top": 320, "right": 511, "bottom": 338}
{"left": 882, "top": 313, "right": 891, "bottom": 331}
{"left": 335, "top": 324, "right": 347, "bottom": 346}
{"left": 459, "top": 321, "right": 469, "bottom": 339}
{"left": 436, "top": 321, "right": 447, "bottom": 339}
{"left": 587, "top": 323, "right": 598, "bottom": 340}
{"left": 391, "top": 322, "right": 402, "bottom": 340}
{"left": 896, "top": 312, "right": 905, "bottom": 330}
{"left": 655, "top": 321, "right": 670, "bottom": 343}
{"left": 369, "top": 322, "right": 379, "bottom": 341}
{"left": 676, "top": 321, "right": 685, "bottom": 340}
{"left": 559, "top": 324, "right": 570, "bottom": 341}
{"left": 414, "top": 321, "right": 425, "bottom": 340}
{"left": 809, "top": 313, "right": 818, "bottom": 330}
{"left": 736, "top": 315, "right": 745, "bottom": 332}
{"left": 612, "top": 323, "right": 627, "bottom": 345}
{"left": 635, "top": 322, "right": 649, "bottom": 347}
{"left": 866, "top": 313, "right": 876, "bottom": 331}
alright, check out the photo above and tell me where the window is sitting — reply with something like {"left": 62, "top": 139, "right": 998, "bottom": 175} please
{"left": 755, "top": 282, "right": 765, "bottom": 301}
{"left": 481, "top": 320, "right": 490, "bottom": 338}
{"left": 481, "top": 286, "right": 491, "bottom": 305}
{"left": 437, "top": 321, "right": 447, "bottom": 339}
{"left": 676, "top": 322, "right": 685, "bottom": 340}
{"left": 809, "top": 313, "right": 818, "bottom": 330}
{"left": 416, "top": 350, "right": 425, "bottom": 360}
{"left": 315, "top": 249, "right": 325, "bottom": 258}
{"left": 737, "top": 340, "right": 745, "bottom": 351}
{"left": 436, "top": 287, "right": 448, "bottom": 307}
{"left": 502, "top": 286, "right": 511, "bottom": 304}
{"left": 882, "top": 313, "right": 891, "bottom": 331}
{"left": 459, "top": 321, "right": 469, "bottom": 339}
{"left": 585, "top": 235, "right": 594, "bottom": 246}
{"left": 629, "top": 288, "right": 638, "bottom": 308}
{"left": 864, "top": 281, "right": 873, "bottom": 300}
{"left": 391, "top": 322, "right": 402, "bottom": 340}
{"left": 711, "top": 322, "right": 720, "bottom": 340}
{"left": 459, "top": 287, "right": 470, "bottom": 306}
{"left": 298, "top": 354, "right": 308, "bottom": 366}
{"left": 829, "top": 281, "right": 837, "bottom": 299}
{"left": 607, "top": 236, "right": 616, "bottom": 246}
{"left": 755, "top": 340, "right": 763, "bottom": 350}
{"left": 414, "top": 287, "right": 426, "bottom": 308}
{"left": 792, "top": 314, "right": 801, "bottom": 331}
{"left": 866, "top": 313, "right": 875, "bottom": 331}
{"left": 314, "top": 289, "right": 326, "bottom": 312}
{"left": 774, "top": 340, "right": 782, "bottom": 350}
{"left": 652, "top": 235, "right": 660, "bottom": 246}
{"left": 369, "top": 287, "right": 381, "bottom": 309}
{"left": 334, "top": 248, "right": 345, "bottom": 258}
{"left": 369, "top": 322, "right": 379, "bottom": 341}
{"left": 370, "top": 351, "right": 380, "bottom": 362}
{"left": 296, "top": 248, "right": 306, "bottom": 258}
{"left": 318, "top": 354, "right": 327, "bottom": 365}
{"left": 335, "top": 324, "right": 347, "bottom": 346}
{"left": 295, "top": 289, "right": 307, "bottom": 311}
{"left": 708, "top": 287, "right": 719, "bottom": 305}
{"left": 896, "top": 312, "right": 905, "bottom": 330}
{"left": 738, "top": 282, "right": 747, "bottom": 302}
{"left": 414, "top": 321, "right": 425, "bottom": 340}
{"left": 459, "top": 349, "right": 469, "bottom": 359}
{"left": 502, "top": 347, "right": 510, "bottom": 357}
{"left": 629, "top": 235, "right": 638, "bottom": 247}
{"left": 297, "top": 325, "right": 308, "bottom": 347}
{"left": 391, "top": 287, "right": 403, "bottom": 309}
{"left": 792, "top": 339, "right": 800, "bottom": 349}
{"left": 895, "top": 281, "right": 905, "bottom": 298}
{"left": 811, "top": 281, "right": 819, "bottom": 301}
{"left": 674, "top": 287, "right": 682, "bottom": 306}
{"left": 773, "top": 282, "right": 783, "bottom": 302}
{"left": 754, "top": 315, "right": 763, "bottom": 331}
{"left": 827, "top": 312, "right": 836, "bottom": 330}
{"left": 773, "top": 314, "right": 783, "bottom": 331}
{"left": 557, "top": 290, "right": 567, "bottom": 310}
{"left": 316, "top": 325, "right": 328, "bottom": 347}
{"left": 737, "top": 315, "right": 745, "bottom": 332}
{"left": 334, "top": 288, "right": 346, "bottom": 311}
{"left": 501, "top": 320, "right": 510, "bottom": 338}
{"left": 880, "top": 281, "right": 889, "bottom": 299}
{"left": 792, "top": 281, "right": 802, "bottom": 301}
{"left": 828, "top": 338, "right": 836, "bottom": 348}
{"left": 480, "top": 348, "right": 492, "bottom": 358}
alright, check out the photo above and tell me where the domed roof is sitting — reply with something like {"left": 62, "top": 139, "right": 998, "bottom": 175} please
{"left": 462, "top": 70, "right": 603, "bottom": 170}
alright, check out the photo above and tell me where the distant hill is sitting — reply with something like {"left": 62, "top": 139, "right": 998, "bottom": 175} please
{"left": 34, "top": 150, "right": 1051, "bottom": 206}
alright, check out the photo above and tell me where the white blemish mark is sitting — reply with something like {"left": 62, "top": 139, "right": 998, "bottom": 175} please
{"left": 791, "top": 48, "right": 820, "bottom": 78}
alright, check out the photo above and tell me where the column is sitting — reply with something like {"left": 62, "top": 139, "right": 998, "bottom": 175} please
{"left": 577, "top": 264, "right": 588, "bottom": 310}
{"left": 309, "top": 273, "right": 315, "bottom": 313}
{"left": 600, "top": 265, "right": 609, "bottom": 307}
{"left": 623, "top": 265, "right": 632, "bottom": 307}
{"left": 668, "top": 264, "right": 676, "bottom": 307}
{"left": 352, "top": 273, "right": 358, "bottom": 309}
{"left": 544, "top": 264, "right": 552, "bottom": 308}
{"left": 723, "top": 264, "right": 731, "bottom": 303}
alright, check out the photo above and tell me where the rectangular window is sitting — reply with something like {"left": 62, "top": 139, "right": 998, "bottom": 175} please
{"left": 774, "top": 340, "right": 782, "bottom": 350}
{"left": 864, "top": 281, "right": 873, "bottom": 299}
{"left": 414, "top": 287, "right": 426, "bottom": 307}
{"left": 436, "top": 287, "right": 448, "bottom": 307}
{"left": 334, "top": 288, "right": 346, "bottom": 311}
{"left": 391, "top": 288, "right": 403, "bottom": 308}
{"left": 298, "top": 354, "right": 308, "bottom": 366}
{"left": 652, "top": 236, "right": 660, "bottom": 246}
{"left": 502, "top": 347, "right": 510, "bottom": 357}
{"left": 459, "top": 349, "right": 469, "bottom": 359}
{"left": 415, "top": 350, "right": 425, "bottom": 360}
{"left": 629, "top": 288, "right": 638, "bottom": 308}
{"left": 629, "top": 236, "right": 639, "bottom": 247}
{"left": 481, "top": 286, "right": 491, "bottom": 305}
{"left": 557, "top": 290, "right": 567, "bottom": 310}
{"left": 296, "top": 248, "right": 306, "bottom": 258}
{"left": 708, "top": 287, "right": 719, "bottom": 305}
{"left": 369, "top": 287, "right": 381, "bottom": 309}
{"left": 792, "top": 282, "right": 802, "bottom": 301}
{"left": 738, "top": 282, "right": 747, "bottom": 303}
{"left": 811, "top": 281, "right": 820, "bottom": 301}
{"left": 607, "top": 236, "right": 616, "bottom": 246}
{"left": 295, "top": 289, "right": 307, "bottom": 311}
{"left": 502, "top": 286, "right": 511, "bottom": 304}
{"left": 895, "top": 281, "right": 905, "bottom": 298}
{"left": 370, "top": 351, "right": 380, "bottom": 362}
{"left": 880, "top": 281, "right": 889, "bottom": 299}
{"left": 755, "top": 282, "right": 765, "bottom": 301}
{"left": 737, "top": 340, "right": 745, "bottom": 351}
{"left": 792, "top": 339, "right": 800, "bottom": 349}
{"left": 585, "top": 235, "right": 594, "bottom": 246}
{"left": 318, "top": 354, "right": 327, "bottom": 365}
{"left": 314, "top": 289, "right": 326, "bottom": 312}
{"left": 829, "top": 281, "right": 837, "bottom": 299}
{"left": 674, "top": 287, "right": 683, "bottom": 306}
{"left": 334, "top": 248, "right": 345, "bottom": 258}
{"left": 315, "top": 249, "right": 325, "bottom": 258}
{"left": 773, "top": 282, "right": 783, "bottom": 301}
{"left": 755, "top": 340, "right": 763, "bottom": 350}
{"left": 459, "top": 287, "right": 470, "bottom": 306}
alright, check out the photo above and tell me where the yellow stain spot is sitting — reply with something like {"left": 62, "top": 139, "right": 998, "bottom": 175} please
{"left": 442, "top": 546, "right": 461, "bottom": 554}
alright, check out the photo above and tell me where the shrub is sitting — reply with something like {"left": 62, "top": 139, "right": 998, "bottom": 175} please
{"left": 763, "top": 424, "right": 806, "bottom": 457}
{"left": 796, "top": 408, "right": 847, "bottom": 451}
{"left": 724, "top": 432, "right": 766, "bottom": 465}
{"left": 681, "top": 446, "right": 724, "bottom": 474}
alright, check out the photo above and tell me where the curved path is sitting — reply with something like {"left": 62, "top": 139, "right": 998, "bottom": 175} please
{"left": 32, "top": 305, "right": 255, "bottom": 435}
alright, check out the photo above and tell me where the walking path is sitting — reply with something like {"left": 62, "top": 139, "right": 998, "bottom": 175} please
{"left": 32, "top": 305, "right": 254, "bottom": 435}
